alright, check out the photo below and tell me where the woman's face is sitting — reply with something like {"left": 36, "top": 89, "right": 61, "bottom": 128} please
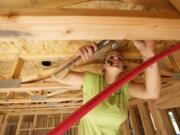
{"left": 103, "top": 50, "right": 124, "bottom": 74}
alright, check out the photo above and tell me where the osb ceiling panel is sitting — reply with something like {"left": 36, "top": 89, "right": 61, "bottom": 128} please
{"left": 0, "top": 1, "right": 179, "bottom": 114}
{"left": 0, "top": 0, "right": 179, "bottom": 82}
{"left": 0, "top": 40, "right": 179, "bottom": 82}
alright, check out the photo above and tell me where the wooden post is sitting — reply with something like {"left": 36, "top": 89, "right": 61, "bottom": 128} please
{"left": 159, "top": 109, "right": 176, "bottom": 135}
{"left": 15, "top": 115, "right": 23, "bottom": 135}
{"left": 128, "top": 105, "right": 144, "bottom": 135}
{"left": 122, "top": 119, "right": 131, "bottom": 135}
{"left": 138, "top": 102, "right": 155, "bottom": 135}
{"left": 5, "top": 58, "right": 24, "bottom": 101}
{"left": 0, "top": 115, "right": 4, "bottom": 133}
{"left": 148, "top": 102, "right": 162, "bottom": 135}
{"left": 27, "top": 114, "right": 38, "bottom": 135}
{"left": 0, "top": 115, "right": 8, "bottom": 135}
{"left": 33, "top": 114, "right": 38, "bottom": 129}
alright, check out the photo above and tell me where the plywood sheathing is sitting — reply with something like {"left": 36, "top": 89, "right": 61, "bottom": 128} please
{"left": 0, "top": 40, "right": 179, "bottom": 82}
{"left": 0, "top": 0, "right": 179, "bottom": 115}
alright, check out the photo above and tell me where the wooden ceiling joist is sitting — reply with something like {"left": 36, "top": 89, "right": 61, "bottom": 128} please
{"left": 0, "top": 9, "right": 180, "bottom": 40}
{"left": 5, "top": 58, "right": 24, "bottom": 101}
{"left": 0, "top": 82, "right": 79, "bottom": 92}
{"left": 0, "top": 102, "right": 82, "bottom": 109}
{"left": 0, "top": 107, "right": 79, "bottom": 113}
{"left": 0, "top": 97, "right": 82, "bottom": 104}
{"left": 10, "top": 58, "right": 24, "bottom": 80}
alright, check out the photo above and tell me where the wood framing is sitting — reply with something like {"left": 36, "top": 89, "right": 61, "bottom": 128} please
{"left": 158, "top": 110, "right": 176, "bottom": 135}
{"left": 0, "top": 9, "right": 180, "bottom": 40}
{"left": 15, "top": 115, "right": 23, "bottom": 135}
{"left": 0, "top": 97, "right": 82, "bottom": 104}
{"left": 0, "top": 115, "right": 8, "bottom": 135}
{"left": 0, "top": 112, "right": 78, "bottom": 135}
{"left": 10, "top": 58, "right": 24, "bottom": 79}
{"left": 148, "top": 102, "right": 163, "bottom": 135}
{"left": 156, "top": 81, "right": 180, "bottom": 109}
{"left": 0, "top": 1, "right": 179, "bottom": 134}
{"left": 0, "top": 115, "right": 4, "bottom": 132}
{"left": 128, "top": 100, "right": 177, "bottom": 135}
{"left": 122, "top": 119, "right": 131, "bottom": 135}
{"left": 128, "top": 80, "right": 180, "bottom": 135}
{"left": 0, "top": 82, "right": 80, "bottom": 92}
{"left": 5, "top": 58, "right": 24, "bottom": 101}
{"left": 0, "top": 81, "right": 82, "bottom": 113}
{"left": 138, "top": 102, "right": 155, "bottom": 135}
{"left": 128, "top": 106, "right": 143, "bottom": 135}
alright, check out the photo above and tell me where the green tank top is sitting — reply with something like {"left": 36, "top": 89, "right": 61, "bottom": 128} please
{"left": 78, "top": 72, "right": 130, "bottom": 135}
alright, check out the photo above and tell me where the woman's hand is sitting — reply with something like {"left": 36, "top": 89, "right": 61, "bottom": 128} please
{"left": 132, "top": 40, "right": 155, "bottom": 57}
{"left": 77, "top": 43, "right": 98, "bottom": 62}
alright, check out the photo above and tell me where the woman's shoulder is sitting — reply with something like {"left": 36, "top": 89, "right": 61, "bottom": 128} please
{"left": 84, "top": 71, "right": 102, "bottom": 79}
{"left": 83, "top": 72, "right": 102, "bottom": 89}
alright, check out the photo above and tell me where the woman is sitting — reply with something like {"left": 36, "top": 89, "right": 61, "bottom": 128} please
{"left": 52, "top": 40, "right": 161, "bottom": 135}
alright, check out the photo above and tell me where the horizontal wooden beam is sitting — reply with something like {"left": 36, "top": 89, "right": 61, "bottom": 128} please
{"left": 0, "top": 97, "right": 82, "bottom": 104}
{"left": 0, "top": 9, "right": 180, "bottom": 40}
{"left": 0, "top": 102, "right": 82, "bottom": 109}
{"left": 5, "top": 110, "right": 68, "bottom": 115}
{"left": 157, "top": 95, "right": 180, "bottom": 109}
{"left": 0, "top": 106, "right": 80, "bottom": 112}
{"left": 0, "top": 115, "right": 8, "bottom": 135}
{"left": 4, "top": 108, "right": 76, "bottom": 114}
{"left": 0, "top": 82, "right": 80, "bottom": 92}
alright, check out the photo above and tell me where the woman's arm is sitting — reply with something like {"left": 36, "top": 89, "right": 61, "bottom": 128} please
{"left": 51, "top": 44, "right": 97, "bottom": 87}
{"left": 129, "top": 41, "right": 161, "bottom": 99}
